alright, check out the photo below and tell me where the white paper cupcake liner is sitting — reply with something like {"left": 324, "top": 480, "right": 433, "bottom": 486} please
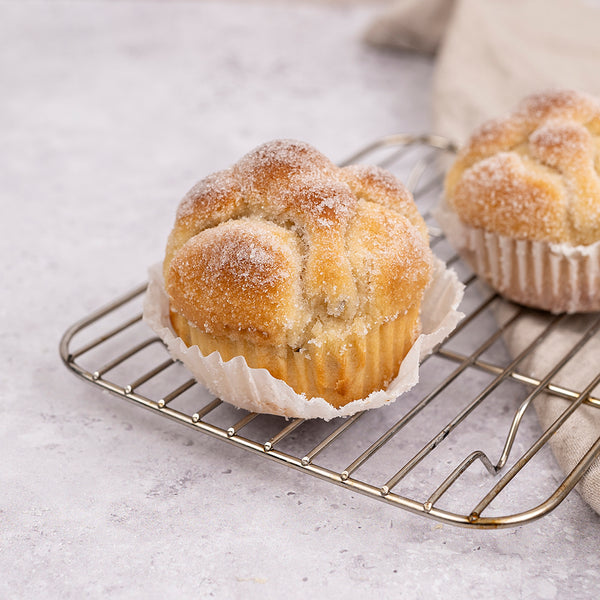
{"left": 435, "top": 201, "right": 600, "bottom": 314}
{"left": 142, "top": 258, "right": 464, "bottom": 420}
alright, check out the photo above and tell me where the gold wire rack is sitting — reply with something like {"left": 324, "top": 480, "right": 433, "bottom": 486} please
{"left": 60, "top": 134, "right": 600, "bottom": 529}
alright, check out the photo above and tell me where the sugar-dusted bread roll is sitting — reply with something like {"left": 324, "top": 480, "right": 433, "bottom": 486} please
{"left": 163, "top": 139, "right": 433, "bottom": 408}
{"left": 442, "top": 90, "right": 600, "bottom": 313}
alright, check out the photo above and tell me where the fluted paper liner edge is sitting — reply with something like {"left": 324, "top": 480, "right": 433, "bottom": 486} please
{"left": 435, "top": 201, "right": 600, "bottom": 314}
{"left": 142, "top": 258, "right": 464, "bottom": 420}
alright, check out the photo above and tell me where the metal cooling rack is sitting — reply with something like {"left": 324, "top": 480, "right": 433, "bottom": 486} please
{"left": 60, "top": 134, "right": 600, "bottom": 529}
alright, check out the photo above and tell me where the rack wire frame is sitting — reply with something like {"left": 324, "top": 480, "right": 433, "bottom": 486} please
{"left": 60, "top": 134, "right": 600, "bottom": 529}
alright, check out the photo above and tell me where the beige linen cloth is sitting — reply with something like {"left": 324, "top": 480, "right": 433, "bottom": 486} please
{"left": 366, "top": 0, "right": 600, "bottom": 514}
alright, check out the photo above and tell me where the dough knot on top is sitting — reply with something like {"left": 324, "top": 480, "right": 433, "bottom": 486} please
{"left": 164, "top": 139, "right": 432, "bottom": 348}
{"left": 445, "top": 90, "right": 600, "bottom": 245}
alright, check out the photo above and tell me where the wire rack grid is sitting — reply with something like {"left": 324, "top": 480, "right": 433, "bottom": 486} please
{"left": 60, "top": 134, "right": 600, "bottom": 529}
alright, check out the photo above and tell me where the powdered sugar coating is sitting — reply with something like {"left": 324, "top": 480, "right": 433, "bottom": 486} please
{"left": 445, "top": 89, "right": 600, "bottom": 245}
{"left": 529, "top": 120, "right": 593, "bottom": 169}
{"left": 451, "top": 152, "right": 567, "bottom": 241}
{"left": 182, "top": 222, "right": 292, "bottom": 290}
{"left": 176, "top": 169, "right": 239, "bottom": 222}
{"left": 168, "top": 218, "right": 309, "bottom": 345}
{"left": 340, "top": 164, "right": 427, "bottom": 239}
{"left": 164, "top": 139, "right": 432, "bottom": 348}
{"left": 517, "top": 89, "right": 598, "bottom": 124}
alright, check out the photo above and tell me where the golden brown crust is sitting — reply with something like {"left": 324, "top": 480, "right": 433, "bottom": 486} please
{"left": 169, "top": 305, "right": 422, "bottom": 409}
{"left": 163, "top": 139, "right": 433, "bottom": 406}
{"left": 445, "top": 90, "right": 600, "bottom": 245}
{"left": 167, "top": 218, "right": 309, "bottom": 346}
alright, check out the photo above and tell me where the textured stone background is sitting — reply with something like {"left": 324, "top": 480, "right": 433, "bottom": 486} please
{"left": 1, "top": 1, "right": 599, "bottom": 598}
